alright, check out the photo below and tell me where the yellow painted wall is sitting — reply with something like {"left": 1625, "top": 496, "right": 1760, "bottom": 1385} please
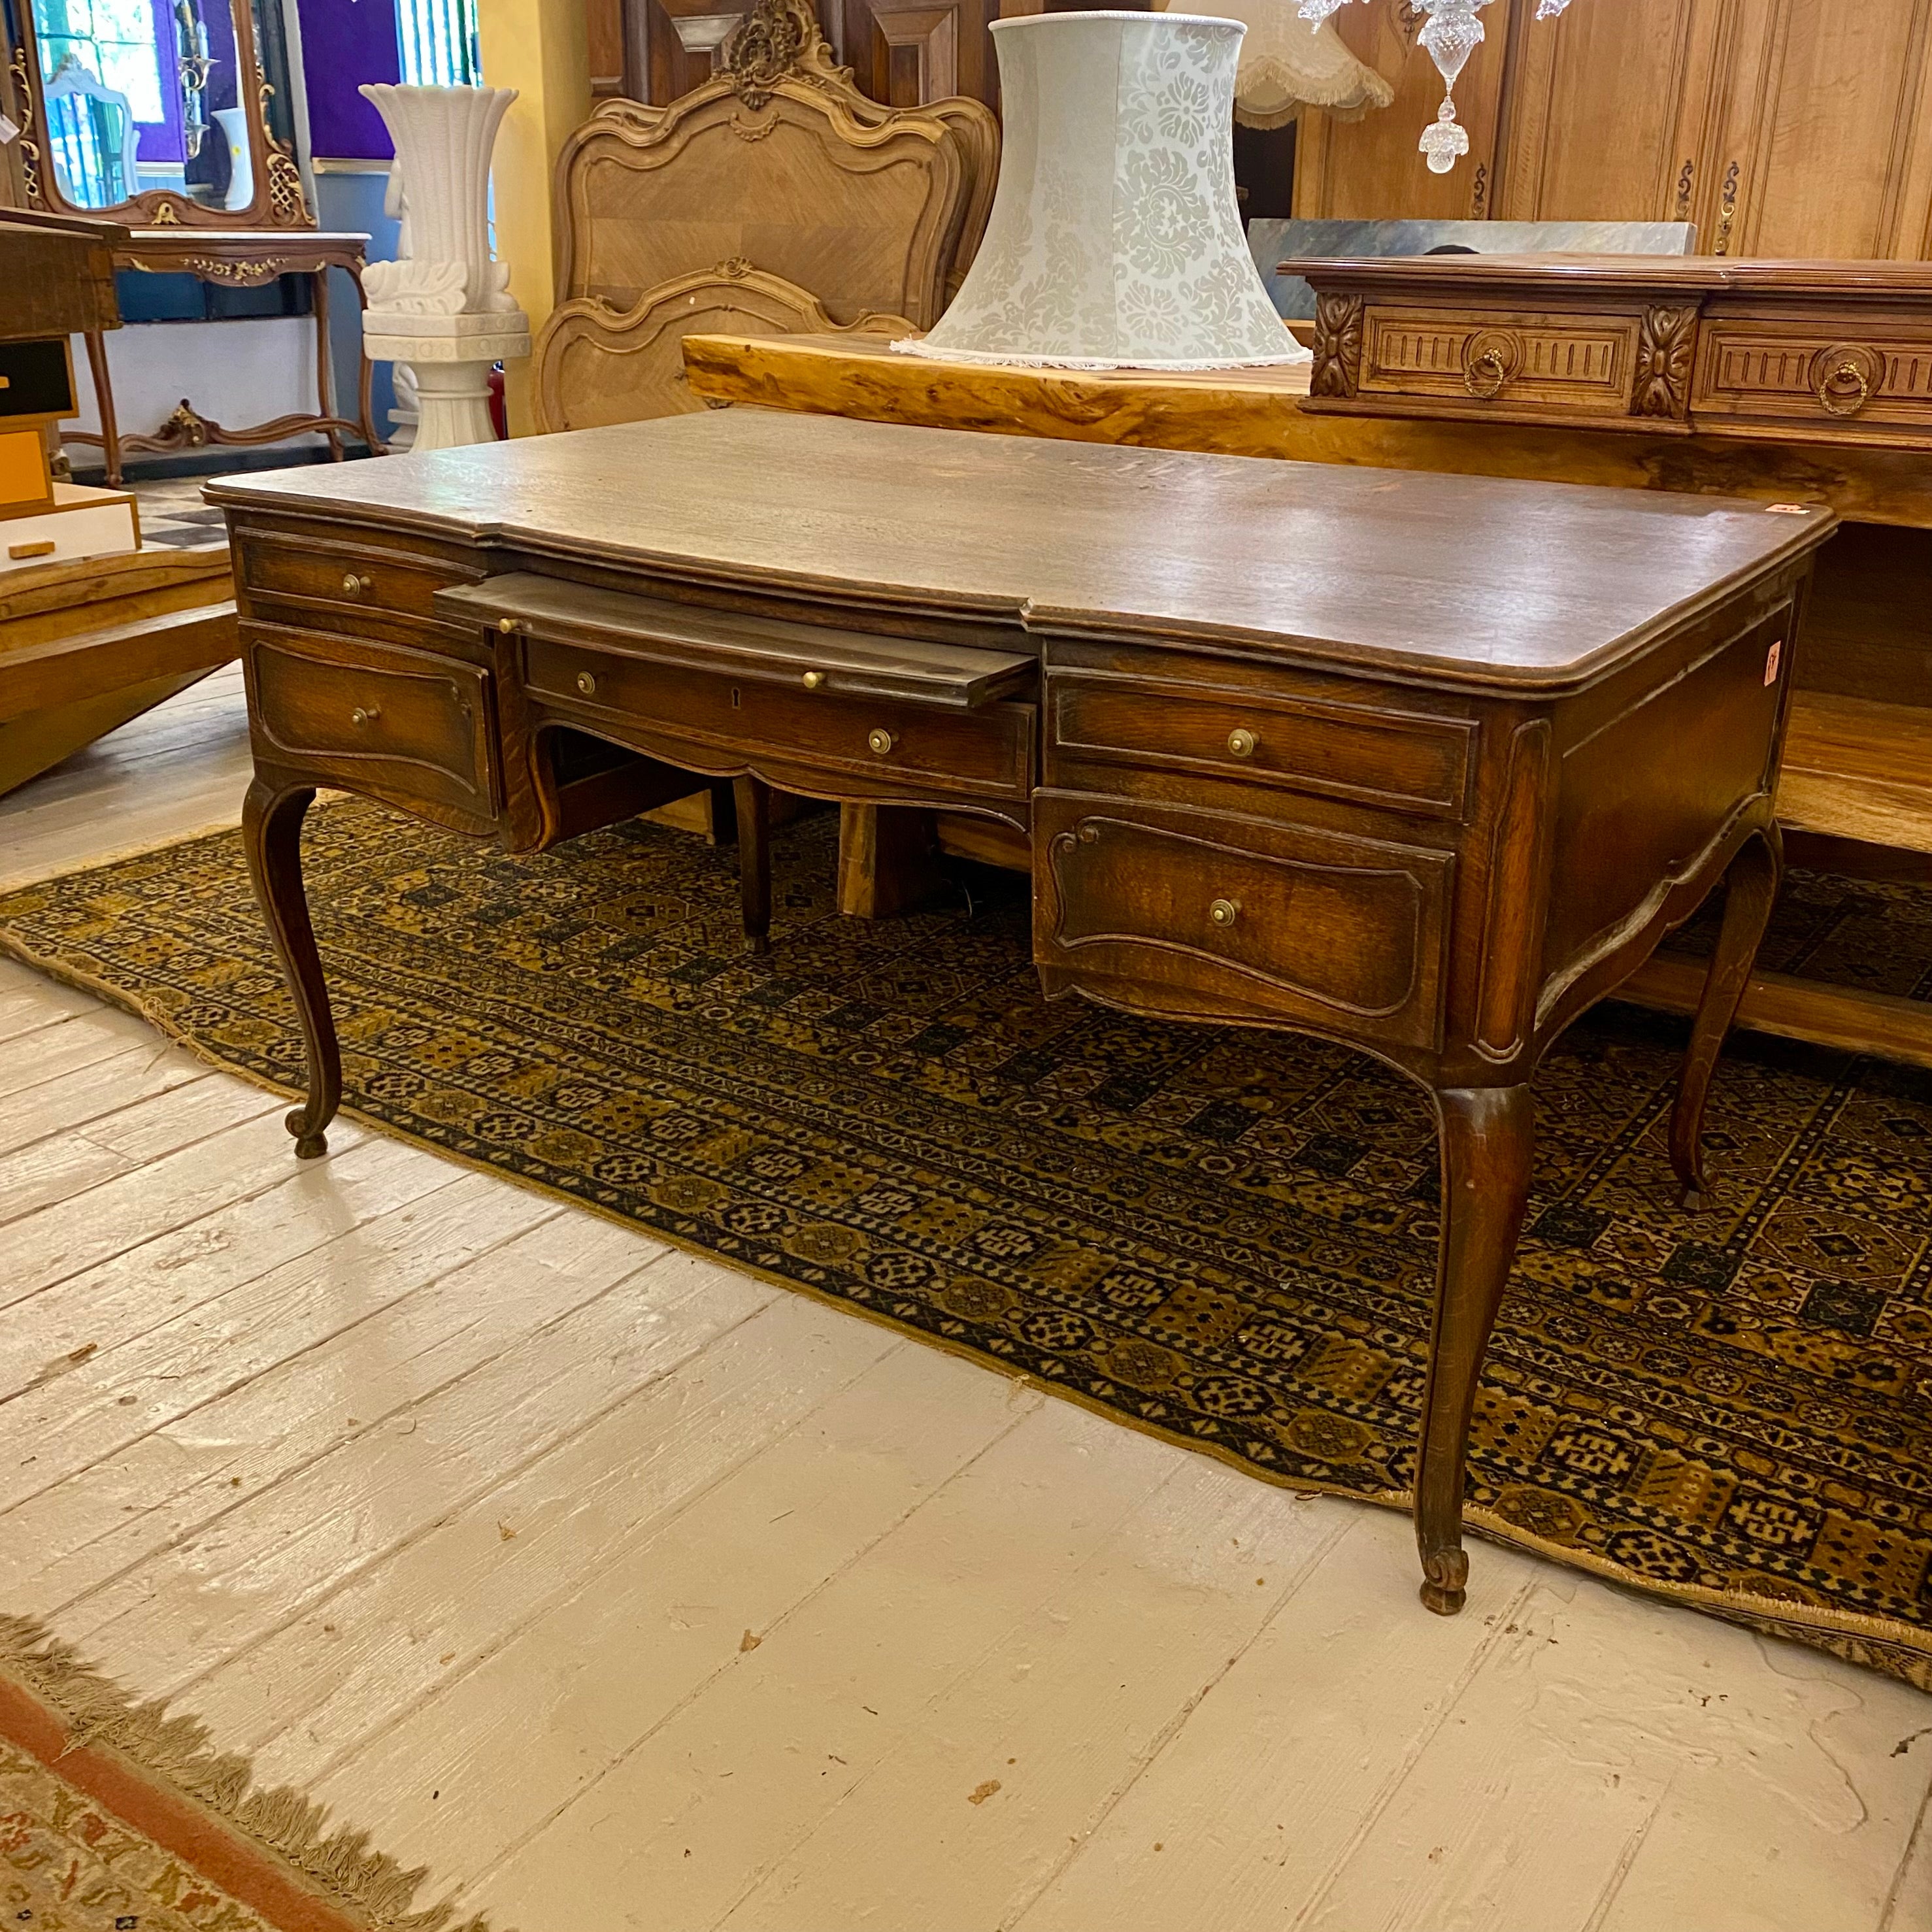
{"left": 478, "top": 0, "right": 590, "bottom": 435}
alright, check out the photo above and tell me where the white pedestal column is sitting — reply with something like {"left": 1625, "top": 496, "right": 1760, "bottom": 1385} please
{"left": 358, "top": 84, "right": 529, "bottom": 452}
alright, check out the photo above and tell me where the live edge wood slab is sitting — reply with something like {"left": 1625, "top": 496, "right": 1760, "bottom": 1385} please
{"left": 208, "top": 408, "right": 1833, "bottom": 1616}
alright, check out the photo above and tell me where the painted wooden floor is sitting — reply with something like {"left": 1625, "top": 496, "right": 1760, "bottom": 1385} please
{"left": 1, "top": 671, "right": 1929, "bottom": 1932}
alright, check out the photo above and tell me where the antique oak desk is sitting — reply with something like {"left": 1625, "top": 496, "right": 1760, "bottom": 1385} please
{"left": 208, "top": 410, "right": 1834, "bottom": 1616}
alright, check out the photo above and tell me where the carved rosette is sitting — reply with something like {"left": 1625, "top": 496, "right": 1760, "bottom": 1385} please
{"left": 1633, "top": 304, "right": 1698, "bottom": 420}
{"left": 1310, "top": 293, "right": 1365, "bottom": 400}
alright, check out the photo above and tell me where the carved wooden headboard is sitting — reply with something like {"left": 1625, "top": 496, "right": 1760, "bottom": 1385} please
{"left": 534, "top": 0, "right": 995, "bottom": 433}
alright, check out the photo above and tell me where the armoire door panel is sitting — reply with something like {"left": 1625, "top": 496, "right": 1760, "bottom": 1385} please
{"left": 1712, "top": 0, "right": 1932, "bottom": 259}
{"left": 1293, "top": 0, "right": 1516, "bottom": 222}
{"left": 1492, "top": 0, "right": 1726, "bottom": 228}
{"left": 839, "top": 0, "right": 999, "bottom": 108}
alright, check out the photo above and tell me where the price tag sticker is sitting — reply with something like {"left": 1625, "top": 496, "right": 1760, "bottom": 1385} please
{"left": 0, "top": 114, "right": 19, "bottom": 146}
{"left": 1765, "top": 638, "right": 1784, "bottom": 686}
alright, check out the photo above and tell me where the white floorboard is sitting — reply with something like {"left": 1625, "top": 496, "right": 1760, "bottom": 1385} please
{"left": 0, "top": 675, "right": 1926, "bottom": 1931}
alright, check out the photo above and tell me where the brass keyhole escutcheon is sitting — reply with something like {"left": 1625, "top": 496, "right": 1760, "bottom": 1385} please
{"left": 1226, "top": 727, "right": 1257, "bottom": 759}
{"left": 802, "top": 670, "right": 825, "bottom": 690}
{"left": 1208, "top": 897, "right": 1239, "bottom": 929}
{"left": 350, "top": 704, "right": 381, "bottom": 729}
{"left": 341, "top": 573, "right": 372, "bottom": 597}
{"left": 576, "top": 671, "right": 598, "bottom": 697}
{"left": 868, "top": 727, "right": 895, "bottom": 756}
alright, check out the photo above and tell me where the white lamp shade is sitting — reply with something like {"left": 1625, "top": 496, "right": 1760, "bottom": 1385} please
{"left": 897, "top": 11, "right": 1307, "bottom": 371}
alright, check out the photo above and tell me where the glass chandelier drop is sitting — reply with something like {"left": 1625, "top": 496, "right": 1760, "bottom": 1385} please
{"left": 1297, "top": 0, "right": 1575, "bottom": 173}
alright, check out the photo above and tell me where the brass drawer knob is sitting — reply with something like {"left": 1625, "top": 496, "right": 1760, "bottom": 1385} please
{"left": 867, "top": 727, "right": 895, "bottom": 756}
{"left": 576, "top": 671, "right": 598, "bottom": 697}
{"left": 1208, "top": 897, "right": 1240, "bottom": 929}
{"left": 1226, "top": 727, "right": 1257, "bottom": 759}
{"left": 802, "top": 670, "right": 825, "bottom": 690}
{"left": 350, "top": 704, "right": 381, "bottom": 729}
{"left": 341, "top": 573, "right": 372, "bottom": 598}
{"left": 497, "top": 616, "right": 518, "bottom": 635}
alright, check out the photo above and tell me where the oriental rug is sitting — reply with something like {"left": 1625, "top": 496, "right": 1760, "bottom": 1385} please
{"left": 0, "top": 1616, "right": 490, "bottom": 1931}
{"left": 4, "top": 801, "right": 1932, "bottom": 1691}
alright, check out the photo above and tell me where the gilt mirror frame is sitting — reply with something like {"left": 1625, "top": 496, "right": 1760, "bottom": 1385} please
{"left": 0, "top": 0, "right": 312, "bottom": 229}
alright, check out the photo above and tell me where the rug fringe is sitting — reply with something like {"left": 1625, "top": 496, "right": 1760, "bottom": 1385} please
{"left": 0, "top": 1613, "right": 501, "bottom": 1932}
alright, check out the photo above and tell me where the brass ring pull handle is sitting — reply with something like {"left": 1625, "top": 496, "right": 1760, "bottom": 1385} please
{"left": 1226, "top": 727, "right": 1257, "bottom": 759}
{"left": 867, "top": 727, "right": 895, "bottom": 756}
{"left": 1817, "top": 358, "right": 1874, "bottom": 418}
{"left": 350, "top": 704, "right": 381, "bottom": 728}
{"left": 1463, "top": 348, "right": 1508, "bottom": 400}
{"left": 341, "top": 573, "right": 373, "bottom": 597}
{"left": 1208, "top": 897, "right": 1240, "bottom": 929}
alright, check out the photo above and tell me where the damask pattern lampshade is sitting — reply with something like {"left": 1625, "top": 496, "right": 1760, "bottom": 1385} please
{"left": 895, "top": 11, "right": 1306, "bottom": 371}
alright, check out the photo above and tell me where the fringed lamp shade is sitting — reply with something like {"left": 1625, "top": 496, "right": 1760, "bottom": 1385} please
{"left": 895, "top": 11, "right": 1306, "bottom": 372}
{"left": 1218, "top": 1, "right": 1394, "bottom": 132}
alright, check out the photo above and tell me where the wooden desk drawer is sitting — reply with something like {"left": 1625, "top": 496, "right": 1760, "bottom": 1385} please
{"left": 525, "top": 637, "right": 1033, "bottom": 806}
{"left": 1693, "top": 324, "right": 1932, "bottom": 435}
{"left": 1359, "top": 306, "right": 1641, "bottom": 416}
{"left": 1049, "top": 672, "right": 1474, "bottom": 819}
{"left": 247, "top": 625, "right": 497, "bottom": 824}
{"left": 1033, "top": 793, "right": 1452, "bottom": 1050}
{"left": 239, "top": 539, "right": 475, "bottom": 633}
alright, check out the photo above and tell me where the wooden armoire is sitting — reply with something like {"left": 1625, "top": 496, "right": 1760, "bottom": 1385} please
{"left": 1294, "top": 0, "right": 1932, "bottom": 258}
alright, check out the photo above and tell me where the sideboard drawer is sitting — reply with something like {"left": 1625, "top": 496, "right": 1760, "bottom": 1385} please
{"left": 1692, "top": 324, "right": 1932, "bottom": 435}
{"left": 525, "top": 636, "right": 1033, "bottom": 808}
{"left": 1048, "top": 671, "right": 1474, "bottom": 819}
{"left": 1359, "top": 305, "right": 1641, "bottom": 416}
{"left": 1033, "top": 793, "right": 1452, "bottom": 1050}
{"left": 247, "top": 625, "right": 497, "bottom": 824}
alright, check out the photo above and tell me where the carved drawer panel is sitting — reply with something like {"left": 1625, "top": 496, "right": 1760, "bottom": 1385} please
{"left": 1048, "top": 671, "right": 1474, "bottom": 820}
{"left": 1691, "top": 324, "right": 1932, "bottom": 435}
{"left": 246, "top": 623, "right": 497, "bottom": 824}
{"left": 1358, "top": 305, "right": 1642, "bottom": 416}
{"left": 525, "top": 637, "right": 1034, "bottom": 809}
{"left": 1033, "top": 793, "right": 1452, "bottom": 1050}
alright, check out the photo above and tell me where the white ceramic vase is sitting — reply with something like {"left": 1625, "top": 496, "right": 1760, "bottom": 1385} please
{"left": 213, "top": 105, "right": 254, "bottom": 212}
{"left": 898, "top": 10, "right": 1305, "bottom": 371}
{"left": 358, "top": 84, "right": 531, "bottom": 452}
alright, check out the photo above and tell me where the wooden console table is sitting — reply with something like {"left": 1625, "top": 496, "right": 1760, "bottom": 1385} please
{"left": 207, "top": 409, "right": 1831, "bottom": 1615}
{"left": 67, "top": 228, "right": 386, "bottom": 486}
{"left": 683, "top": 272, "right": 1932, "bottom": 1072}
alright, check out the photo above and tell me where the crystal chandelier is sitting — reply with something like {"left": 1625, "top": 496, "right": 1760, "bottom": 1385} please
{"left": 1298, "top": 0, "right": 1574, "bottom": 173}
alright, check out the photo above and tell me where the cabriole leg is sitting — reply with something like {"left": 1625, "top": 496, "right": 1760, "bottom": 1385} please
{"left": 1416, "top": 1083, "right": 1535, "bottom": 1615}
{"left": 1671, "top": 825, "right": 1782, "bottom": 1210}
{"left": 241, "top": 777, "right": 341, "bottom": 1158}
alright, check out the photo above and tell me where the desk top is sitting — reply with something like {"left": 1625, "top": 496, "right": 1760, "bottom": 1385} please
{"left": 208, "top": 408, "right": 1832, "bottom": 694}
